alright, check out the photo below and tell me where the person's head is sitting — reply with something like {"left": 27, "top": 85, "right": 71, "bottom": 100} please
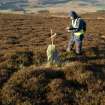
{"left": 69, "top": 11, "right": 79, "bottom": 20}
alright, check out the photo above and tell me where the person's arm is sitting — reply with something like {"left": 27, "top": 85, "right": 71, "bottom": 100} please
{"left": 66, "top": 26, "right": 77, "bottom": 32}
{"left": 69, "top": 27, "right": 78, "bottom": 30}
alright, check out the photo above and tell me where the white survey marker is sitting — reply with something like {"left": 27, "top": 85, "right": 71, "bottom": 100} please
{"left": 46, "top": 29, "right": 59, "bottom": 65}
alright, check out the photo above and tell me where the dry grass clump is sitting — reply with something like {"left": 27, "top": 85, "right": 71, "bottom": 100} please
{"left": 0, "top": 50, "right": 34, "bottom": 88}
{"left": 60, "top": 51, "right": 77, "bottom": 63}
{"left": 7, "top": 51, "right": 33, "bottom": 69}
{"left": 47, "top": 79, "right": 77, "bottom": 105}
{"left": 6, "top": 36, "right": 20, "bottom": 44}
{"left": 1, "top": 67, "right": 64, "bottom": 105}
{"left": 0, "top": 68, "right": 16, "bottom": 88}
{"left": 33, "top": 51, "right": 46, "bottom": 66}
{"left": 63, "top": 62, "right": 105, "bottom": 105}
{"left": 0, "top": 59, "right": 17, "bottom": 88}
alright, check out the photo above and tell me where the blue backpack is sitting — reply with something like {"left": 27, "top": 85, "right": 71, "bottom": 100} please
{"left": 81, "top": 19, "right": 87, "bottom": 32}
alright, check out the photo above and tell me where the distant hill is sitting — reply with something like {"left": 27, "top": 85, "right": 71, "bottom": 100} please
{"left": 0, "top": 0, "right": 27, "bottom": 10}
{"left": 0, "top": 0, "right": 105, "bottom": 13}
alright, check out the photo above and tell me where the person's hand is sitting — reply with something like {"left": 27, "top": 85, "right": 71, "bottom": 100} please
{"left": 66, "top": 27, "right": 70, "bottom": 32}
{"left": 66, "top": 27, "right": 70, "bottom": 30}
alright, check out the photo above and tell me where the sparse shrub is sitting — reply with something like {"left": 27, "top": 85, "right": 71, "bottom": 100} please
{"left": 15, "top": 51, "right": 33, "bottom": 66}
{"left": 60, "top": 51, "right": 77, "bottom": 63}
{"left": 6, "top": 51, "right": 33, "bottom": 70}
{"left": 47, "top": 79, "right": 77, "bottom": 105}
{"left": 0, "top": 60, "right": 17, "bottom": 88}
{"left": 6, "top": 36, "right": 19, "bottom": 44}
{"left": 0, "top": 68, "right": 16, "bottom": 88}
{"left": 16, "top": 100, "right": 32, "bottom": 105}
{"left": 64, "top": 62, "right": 93, "bottom": 83}
{"left": 33, "top": 51, "right": 46, "bottom": 65}
{"left": 0, "top": 51, "right": 34, "bottom": 88}
{"left": 1, "top": 68, "right": 48, "bottom": 105}
{"left": 84, "top": 47, "right": 99, "bottom": 58}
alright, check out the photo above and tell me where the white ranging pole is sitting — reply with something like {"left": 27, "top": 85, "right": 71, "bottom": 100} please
{"left": 50, "top": 29, "right": 57, "bottom": 45}
{"left": 50, "top": 29, "right": 54, "bottom": 45}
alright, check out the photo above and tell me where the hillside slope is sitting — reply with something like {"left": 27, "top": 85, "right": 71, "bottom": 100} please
{"left": 0, "top": 12, "right": 105, "bottom": 105}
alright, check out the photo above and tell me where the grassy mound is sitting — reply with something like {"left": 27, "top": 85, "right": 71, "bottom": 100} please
{"left": 1, "top": 62, "right": 105, "bottom": 105}
{"left": 0, "top": 50, "right": 33, "bottom": 86}
{"left": 1, "top": 67, "right": 64, "bottom": 105}
{"left": 0, "top": 49, "right": 47, "bottom": 89}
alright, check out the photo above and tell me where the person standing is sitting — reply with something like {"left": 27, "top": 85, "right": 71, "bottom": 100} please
{"left": 66, "top": 11, "right": 86, "bottom": 55}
